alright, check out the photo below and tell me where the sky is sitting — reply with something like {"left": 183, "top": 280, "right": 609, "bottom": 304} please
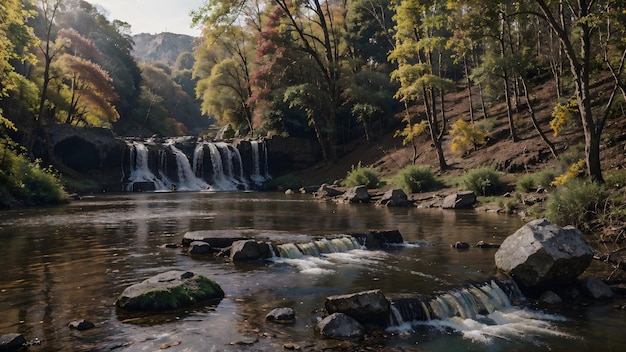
{"left": 89, "top": 0, "right": 205, "bottom": 37}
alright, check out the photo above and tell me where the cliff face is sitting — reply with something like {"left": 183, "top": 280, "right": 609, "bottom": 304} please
{"left": 131, "top": 32, "right": 196, "bottom": 66}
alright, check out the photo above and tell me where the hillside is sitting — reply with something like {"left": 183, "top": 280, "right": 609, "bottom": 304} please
{"left": 131, "top": 32, "right": 196, "bottom": 66}
{"left": 293, "top": 77, "right": 626, "bottom": 190}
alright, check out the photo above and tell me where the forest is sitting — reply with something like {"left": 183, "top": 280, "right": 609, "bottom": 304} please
{"left": 1, "top": 0, "right": 626, "bottom": 213}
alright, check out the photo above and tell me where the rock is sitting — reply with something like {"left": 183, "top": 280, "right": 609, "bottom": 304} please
{"left": 68, "top": 319, "right": 95, "bottom": 331}
{"left": 314, "top": 184, "right": 344, "bottom": 198}
{"left": 376, "top": 189, "right": 409, "bottom": 207}
{"left": 336, "top": 186, "right": 370, "bottom": 203}
{"left": 265, "top": 307, "right": 296, "bottom": 324}
{"left": 494, "top": 219, "right": 594, "bottom": 292}
{"left": 282, "top": 342, "right": 301, "bottom": 350}
{"left": 187, "top": 241, "right": 212, "bottom": 255}
{"left": 181, "top": 229, "right": 250, "bottom": 248}
{"left": 577, "top": 277, "right": 614, "bottom": 300}
{"left": 0, "top": 333, "right": 26, "bottom": 351}
{"left": 116, "top": 270, "right": 225, "bottom": 311}
{"left": 299, "top": 185, "right": 319, "bottom": 194}
{"left": 452, "top": 242, "right": 470, "bottom": 249}
{"left": 285, "top": 189, "right": 295, "bottom": 195}
{"left": 476, "top": 241, "right": 500, "bottom": 249}
{"left": 315, "top": 313, "right": 365, "bottom": 340}
{"left": 351, "top": 230, "right": 404, "bottom": 250}
{"left": 230, "top": 240, "right": 272, "bottom": 261}
{"left": 324, "top": 290, "right": 390, "bottom": 328}
{"left": 539, "top": 291, "right": 562, "bottom": 305}
{"left": 442, "top": 191, "right": 477, "bottom": 209}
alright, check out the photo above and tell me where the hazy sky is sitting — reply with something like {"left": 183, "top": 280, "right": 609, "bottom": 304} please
{"left": 90, "top": 0, "right": 205, "bottom": 36}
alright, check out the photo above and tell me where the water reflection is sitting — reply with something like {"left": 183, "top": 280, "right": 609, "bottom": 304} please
{"left": 0, "top": 192, "right": 624, "bottom": 351}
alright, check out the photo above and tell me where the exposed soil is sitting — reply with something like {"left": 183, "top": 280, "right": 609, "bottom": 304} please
{"left": 295, "top": 78, "right": 626, "bottom": 187}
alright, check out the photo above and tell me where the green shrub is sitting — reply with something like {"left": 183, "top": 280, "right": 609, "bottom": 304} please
{"left": 516, "top": 170, "right": 557, "bottom": 193}
{"left": 393, "top": 165, "right": 441, "bottom": 193}
{"left": 0, "top": 145, "right": 69, "bottom": 208}
{"left": 342, "top": 163, "right": 381, "bottom": 189}
{"left": 545, "top": 179, "right": 606, "bottom": 229}
{"left": 462, "top": 166, "right": 502, "bottom": 196}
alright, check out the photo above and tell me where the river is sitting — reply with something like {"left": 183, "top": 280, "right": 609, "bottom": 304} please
{"left": 0, "top": 192, "right": 624, "bottom": 351}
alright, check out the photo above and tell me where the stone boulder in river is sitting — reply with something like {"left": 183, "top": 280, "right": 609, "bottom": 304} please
{"left": 230, "top": 240, "right": 273, "bottom": 261}
{"left": 442, "top": 191, "right": 476, "bottom": 209}
{"left": 182, "top": 229, "right": 251, "bottom": 248}
{"left": 116, "top": 270, "right": 224, "bottom": 311}
{"left": 495, "top": 219, "right": 594, "bottom": 292}
{"left": 336, "top": 185, "right": 370, "bottom": 203}
{"left": 315, "top": 313, "right": 364, "bottom": 340}
{"left": 324, "top": 290, "right": 390, "bottom": 328}
{"left": 376, "top": 189, "right": 409, "bottom": 207}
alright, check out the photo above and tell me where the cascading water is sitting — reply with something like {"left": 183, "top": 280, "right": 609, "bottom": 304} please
{"left": 387, "top": 279, "right": 570, "bottom": 343}
{"left": 123, "top": 138, "right": 271, "bottom": 191}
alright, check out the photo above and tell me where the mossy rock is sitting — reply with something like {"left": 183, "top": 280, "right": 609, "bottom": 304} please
{"left": 116, "top": 270, "right": 225, "bottom": 311}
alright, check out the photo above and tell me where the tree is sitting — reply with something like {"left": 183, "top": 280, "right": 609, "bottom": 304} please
{"left": 532, "top": 0, "right": 626, "bottom": 183}
{"left": 389, "top": 0, "right": 454, "bottom": 170}
{"left": 0, "top": 0, "right": 37, "bottom": 132}
{"left": 53, "top": 28, "right": 119, "bottom": 126}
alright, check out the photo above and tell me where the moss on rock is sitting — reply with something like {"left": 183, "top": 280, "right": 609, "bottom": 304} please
{"left": 116, "top": 270, "right": 225, "bottom": 311}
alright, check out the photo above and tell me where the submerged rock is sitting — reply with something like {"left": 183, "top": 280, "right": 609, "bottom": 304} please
{"left": 495, "top": 219, "right": 594, "bottom": 292}
{"left": 324, "top": 290, "right": 390, "bottom": 328}
{"left": 577, "top": 277, "right": 614, "bottom": 300}
{"left": 116, "top": 270, "right": 224, "bottom": 311}
{"left": 68, "top": 319, "right": 95, "bottom": 331}
{"left": 187, "top": 241, "right": 212, "bottom": 255}
{"left": 266, "top": 307, "right": 296, "bottom": 324}
{"left": 315, "top": 313, "right": 364, "bottom": 340}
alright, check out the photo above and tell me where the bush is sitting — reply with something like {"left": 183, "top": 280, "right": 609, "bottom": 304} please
{"left": 342, "top": 163, "right": 381, "bottom": 189}
{"left": 545, "top": 179, "right": 606, "bottom": 229}
{"left": 516, "top": 170, "right": 557, "bottom": 193}
{"left": 394, "top": 165, "right": 441, "bottom": 193}
{"left": 0, "top": 145, "right": 69, "bottom": 208}
{"left": 462, "top": 166, "right": 502, "bottom": 196}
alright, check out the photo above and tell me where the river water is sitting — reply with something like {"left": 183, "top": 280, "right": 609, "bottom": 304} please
{"left": 0, "top": 192, "right": 624, "bottom": 351}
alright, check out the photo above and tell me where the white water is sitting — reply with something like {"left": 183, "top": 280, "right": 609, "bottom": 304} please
{"left": 124, "top": 139, "right": 270, "bottom": 191}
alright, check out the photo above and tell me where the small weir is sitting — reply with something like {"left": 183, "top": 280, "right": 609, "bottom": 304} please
{"left": 276, "top": 237, "right": 363, "bottom": 259}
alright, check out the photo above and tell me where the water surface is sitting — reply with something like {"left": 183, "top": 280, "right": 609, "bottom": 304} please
{"left": 0, "top": 192, "right": 623, "bottom": 351}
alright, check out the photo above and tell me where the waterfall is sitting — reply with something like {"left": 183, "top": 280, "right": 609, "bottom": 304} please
{"left": 250, "top": 140, "right": 270, "bottom": 184}
{"left": 123, "top": 138, "right": 271, "bottom": 192}
{"left": 166, "top": 141, "right": 208, "bottom": 191}
{"left": 275, "top": 236, "right": 364, "bottom": 259}
{"left": 125, "top": 141, "right": 169, "bottom": 191}
{"left": 386, "top": 279, "right": 567, "bottom": 343}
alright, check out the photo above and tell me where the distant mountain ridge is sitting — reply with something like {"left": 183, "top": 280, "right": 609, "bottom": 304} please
{"left": 131, "top": 32, "right": 196, "bottom": 66}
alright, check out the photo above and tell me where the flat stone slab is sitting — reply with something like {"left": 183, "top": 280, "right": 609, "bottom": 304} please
{"left": 182, "top": 230, "right": 252, "bottom": 248}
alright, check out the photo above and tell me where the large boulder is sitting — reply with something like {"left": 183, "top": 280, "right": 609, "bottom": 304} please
{"left": 442, "top": 191, "right": 477, "bottom": 209}
{"left": 337, "top": 185, "right": 371, "bottom": 203}
{"left": 494, "top": 219, "right": 594, "bottom": 292}
{"left": 376, "top": 189, "right": 409, "bottom": 207}
{"left": 116, "top": 270, "right": 225, "bottom": 311}
{"left": 230, "top": 240, "right": 272, "bottom": 261}
{"left": 315, "top": 313, "right": 364, "bottom": 340}
{"left": 324, "top": 290, "right": 390, "bottom": 328}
